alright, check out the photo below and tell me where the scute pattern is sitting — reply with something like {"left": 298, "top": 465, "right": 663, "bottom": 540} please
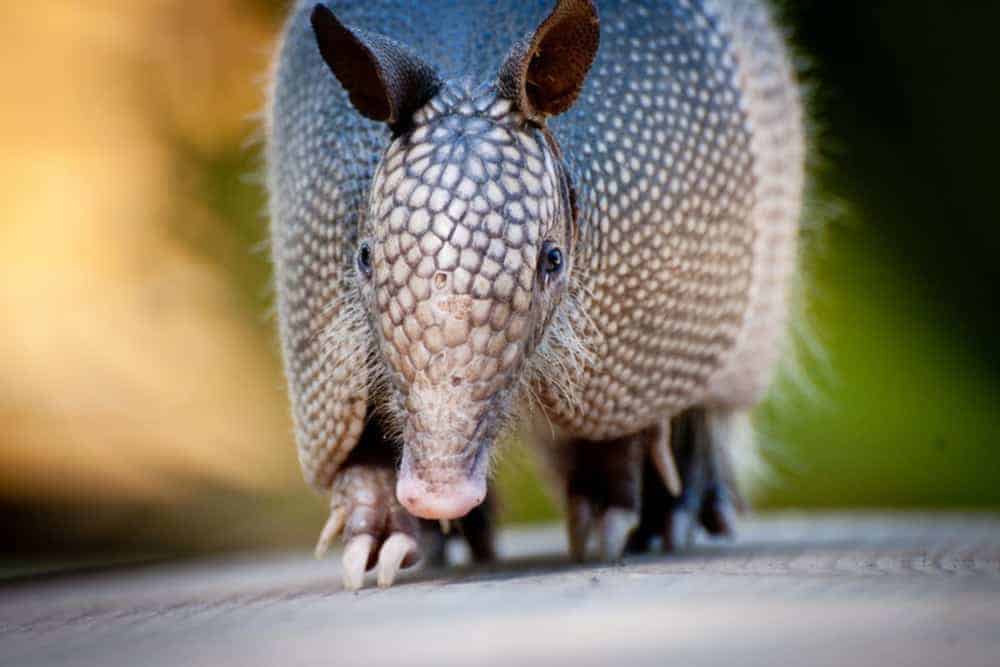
{"left": 267, "top": 7, "right": 389, "bottom": 489}
{"left": 546, "top": 0, "right": 757, "bottom": 437}
{"left": 365, "top": 82, "right": 566, "bottom": 469}
{"left": 701, "top": 0, "right": 805, "bottom": 406}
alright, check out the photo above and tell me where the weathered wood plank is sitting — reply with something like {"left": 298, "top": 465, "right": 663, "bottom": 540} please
{"left": 2, "top": 513, "right": 999, "bottom": 667}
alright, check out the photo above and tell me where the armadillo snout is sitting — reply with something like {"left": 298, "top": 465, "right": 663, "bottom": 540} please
{"left": 396, "top": 444, "right": 489, "bottom": 520}
{"left": 390, "top": 380, "right": 501, "bottom": 519}
{"left": 396, "top": 474, "right": 486, "bottom": 520}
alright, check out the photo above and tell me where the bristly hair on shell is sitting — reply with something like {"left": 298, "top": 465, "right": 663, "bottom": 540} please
{"left": 518, "top": 266, "right": 599, "bottom": 432}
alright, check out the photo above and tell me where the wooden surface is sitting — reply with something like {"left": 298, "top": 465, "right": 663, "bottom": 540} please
{"left": 2, "top": 513, "right": 999, "bottom": 667}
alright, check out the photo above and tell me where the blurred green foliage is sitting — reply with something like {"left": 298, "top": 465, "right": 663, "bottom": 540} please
{"left": 757, "top": 216, "right": 1000, "bottom": 508}
{"left": 754, "top": 0, "right": 1000, "bottom": 508}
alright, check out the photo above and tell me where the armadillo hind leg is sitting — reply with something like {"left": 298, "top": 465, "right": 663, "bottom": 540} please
{"left": 628, "top": 408, "right": 745, "bottom": 555}
{"left": 554, "top": 432, "right": 651, "bottom": 562}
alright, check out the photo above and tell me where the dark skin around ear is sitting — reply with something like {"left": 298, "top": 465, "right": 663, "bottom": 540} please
{"left": 310, "top": 3, "right": 441, "bottom": 132}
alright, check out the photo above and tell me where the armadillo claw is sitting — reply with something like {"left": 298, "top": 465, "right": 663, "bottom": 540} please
{"left": 376, "top": 533, "right": 419, "bottom": 588}
{"left": 314, "top": 506, "right": 348, "bottom": 560}
{"left": 599, "top": 507, "right": 639, "bottom": 561}
{"left": 342, "top": 534, "right": 376, "bottom": 591}
{"left": 650, "top": 425, "right": 682, "bottom": 498}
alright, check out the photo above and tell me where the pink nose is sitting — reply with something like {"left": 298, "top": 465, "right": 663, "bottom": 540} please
{"left": 396, "top": 473, "right": 486, "bottom": 520}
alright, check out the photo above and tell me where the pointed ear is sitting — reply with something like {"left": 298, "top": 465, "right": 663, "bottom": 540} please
{"left": 311, "top": 4, "right": 441, "bottom": 130}
{"left": 498, "top": 0, "right": 600, "bottom": 123}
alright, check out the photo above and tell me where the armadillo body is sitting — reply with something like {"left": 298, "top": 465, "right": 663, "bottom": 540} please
{"left": 267, "top": 0, "right": 803, "bottom": 586}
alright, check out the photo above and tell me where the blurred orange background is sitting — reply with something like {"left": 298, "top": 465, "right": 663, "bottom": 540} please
{"left": 1, "top": 2, "right": 311, "bottom": 558}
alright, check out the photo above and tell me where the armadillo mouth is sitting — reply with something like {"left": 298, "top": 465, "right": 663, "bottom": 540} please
{"left": 395, "top": 443, "right": 490, "bottom": 520}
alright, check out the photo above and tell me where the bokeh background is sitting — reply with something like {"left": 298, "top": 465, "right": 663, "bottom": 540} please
{"left": 3, "top": 1, "right": 998, "bottom": 574}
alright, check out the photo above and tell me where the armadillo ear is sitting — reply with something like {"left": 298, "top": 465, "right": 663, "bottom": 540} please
{"left": 498, "top": 0, "right": 600, "bottom": 123}
{"left": 311, "top": 4, "right": 441, "bottom": 130}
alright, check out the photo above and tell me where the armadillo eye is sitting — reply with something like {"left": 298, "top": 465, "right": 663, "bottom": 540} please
{"left": 357, "top": 241, "right": 373, "bottom": 278}
{"left": 539, "top": 241, "right": 563, "bottom": 280}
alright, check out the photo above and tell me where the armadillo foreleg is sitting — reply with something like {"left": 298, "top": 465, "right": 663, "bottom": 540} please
{"left": 316, "top": 411, "right": 500, "bottom": 589}
{"left": 313, "top": 415, "right": 421, "bottom": 591}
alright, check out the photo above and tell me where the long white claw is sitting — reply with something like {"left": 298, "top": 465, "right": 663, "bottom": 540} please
{"left": 599, "top": 507, "right": 639, "bottom": 561}
{"left": 377, "top": 533, "right": 418, "bottom": 589}
{"left": 651, "top": 424, "right": 682, "bottom": 497}
{"left": 315, "top": 506, "right": 347, "bottom": 560}
{"left": 342, "top": 534, "right": 375, "bottom": 591}
{"left": 568, "top": 496, "right": 593, "bottom": 563}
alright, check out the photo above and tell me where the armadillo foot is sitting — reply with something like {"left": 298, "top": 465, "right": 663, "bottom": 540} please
{"left": 563, "top": 433, "right": 646, "bottom": 562}
{"left": 628, "top": 407, "right": 743, "bottom": 554}
{"left": 316, "top": 462, "right": 422, "bottom": 592}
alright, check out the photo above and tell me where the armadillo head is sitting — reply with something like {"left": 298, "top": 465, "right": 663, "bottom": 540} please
{"left": 364, "top": 87, "right": 579, "bottom": 519}
{"left": 312, "top": 0, "right": 599, "bottom": 519}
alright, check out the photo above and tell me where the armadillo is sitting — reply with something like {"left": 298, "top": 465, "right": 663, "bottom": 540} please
{"left": 265, "top": 0, "right": 804, "bottom": 590}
